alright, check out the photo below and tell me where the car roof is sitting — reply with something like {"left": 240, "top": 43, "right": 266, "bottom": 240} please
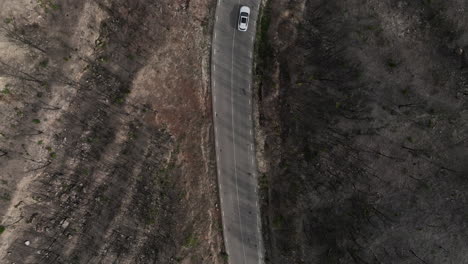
{"left": 240, "top": 6, "right": 250, "bottom": 14}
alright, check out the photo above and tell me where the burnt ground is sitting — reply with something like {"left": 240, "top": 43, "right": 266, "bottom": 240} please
{"left": 0, "top": 0, "right": 225, "bottom": 263}
{"left": 255, "top": 0, "right": 468, "bottom": 263}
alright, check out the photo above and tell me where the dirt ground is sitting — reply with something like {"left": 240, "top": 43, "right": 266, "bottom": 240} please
{"left": 0, "top": 0, "right": 225, "bottom": 263}
{"left": 256, "top": 0, "right": 468, "bottom": 263}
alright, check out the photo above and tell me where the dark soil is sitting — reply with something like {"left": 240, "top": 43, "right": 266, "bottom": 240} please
{"left": 257, "top": 0, "right": 468, "bottom": 263}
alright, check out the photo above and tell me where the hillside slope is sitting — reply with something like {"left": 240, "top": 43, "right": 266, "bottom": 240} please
{"left": 0, "top": 0, "right": 224, "bottom": 263}
{"left": 256, "top": 0, "right": 468, "bottom": 263}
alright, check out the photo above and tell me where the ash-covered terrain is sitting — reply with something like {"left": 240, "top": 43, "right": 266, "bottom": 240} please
{"left": 0, "top": 0, "right": 224, "bottom": 263}
{"left": 256, "top": 0, "right": 468, "bottom": 263}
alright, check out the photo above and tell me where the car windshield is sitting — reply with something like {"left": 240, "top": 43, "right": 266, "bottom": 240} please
{"left": 241, "top": 17, "right": 247, "bottom": 23}
{"left": 241, "top": 12, "right": 248, "bottom": 17}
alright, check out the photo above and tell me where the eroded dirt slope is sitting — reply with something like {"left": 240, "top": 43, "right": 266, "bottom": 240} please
{"left": 0, "top": 0, "right": 223, "bottom": 263}
{"left": 256, "top": 0, "right": 468, "bottom": 263}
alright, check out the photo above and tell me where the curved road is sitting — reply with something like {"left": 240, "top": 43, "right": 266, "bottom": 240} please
{"left": 211, "top": 0, "right": 263, "bottom": 264}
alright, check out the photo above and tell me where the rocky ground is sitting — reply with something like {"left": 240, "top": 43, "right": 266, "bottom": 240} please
{"left": 256, "top": 0, "right": 468, "bottom": 263}
{"left": 0, "top": 0, "right": 225, "bottom": 263}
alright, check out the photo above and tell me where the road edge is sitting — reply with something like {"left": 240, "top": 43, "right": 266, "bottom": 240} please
{"left": 252, "top": 0, "right": 272, "bottom": 263}
{"left": 209, "top": 0, "right": 229, "bottom": 263}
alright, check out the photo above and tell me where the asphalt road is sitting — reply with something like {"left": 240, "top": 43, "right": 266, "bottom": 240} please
{"left": 211, "top": 0, "right": 263, "bottom": 264}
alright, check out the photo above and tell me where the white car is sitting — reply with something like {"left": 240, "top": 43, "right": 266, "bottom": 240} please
{"left": 238, "top": 6, "right": 250, "bottom": 32}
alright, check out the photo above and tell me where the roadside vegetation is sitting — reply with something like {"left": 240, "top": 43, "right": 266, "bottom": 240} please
{"left": 255, "top": 1, "right": 273, "bottom": 80}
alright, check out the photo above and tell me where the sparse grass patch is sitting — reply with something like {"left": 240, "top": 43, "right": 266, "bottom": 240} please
{"left": 70, "top": 255, "right": 80, "bottom": 264}
{"left": 4, "top": 17, "right": 13, "bottom": 24}
{"left": 114, "top": 97, "right": 125, "bottom": 104}
{"left": 100, "top": 195, "right": 110, "bottom": 203}
{"left": 145, "top": 207, "right": 158, "bottom": 225}
{"left": 259, "top": 173, "right": 268, "bottom": 190}
{"left": 184, "top": 233, "right": 198, "bottom": 248}
{"left": 85, "top": 137, "right": 98, "bottom": 143}
{"left": 255, "top": 3, "right": 273, "bottom": 78}
{"left": 37, "top": 0, "right": 60, "bottom": 12}
{"left": 38, "top": 59, "right": 49, "bottom": 68}
{"left": 15, "top": 108, "right": 24, "bottom": 117}
{"left": 386, "top": 59, "right": 398, "bottom": 68}
{"left": 272, "top": 214, "right": 284, "bottom": 229}
{"left": 32, "top": 119, "right": 41, "bottom": 124}
{"left": 1, "top": 88, "right": 11, "bottom": 94}
{"left": 50, "top": 3, "right": 59, "bottom": 10}
{"left": 0, "top": 192, "right": 11, "bottom": 201}
{"left": 2, "top": 84, "right": 12, "bottom": 94}
{"left": 0, "top": 226, "right": 5, "bottom": 235}
{"left": 401, "top": 87, "right": 410, "bottom": 95}
{"left": 220, "top": 251, "right": 228, "bottom": 261}
{"left": 128, "top": 131, "right": 136, "bottom": 140}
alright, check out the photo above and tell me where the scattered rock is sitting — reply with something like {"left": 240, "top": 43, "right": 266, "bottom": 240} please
{"left": 61, "top": 220, "right": 70, "bottom": 229}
